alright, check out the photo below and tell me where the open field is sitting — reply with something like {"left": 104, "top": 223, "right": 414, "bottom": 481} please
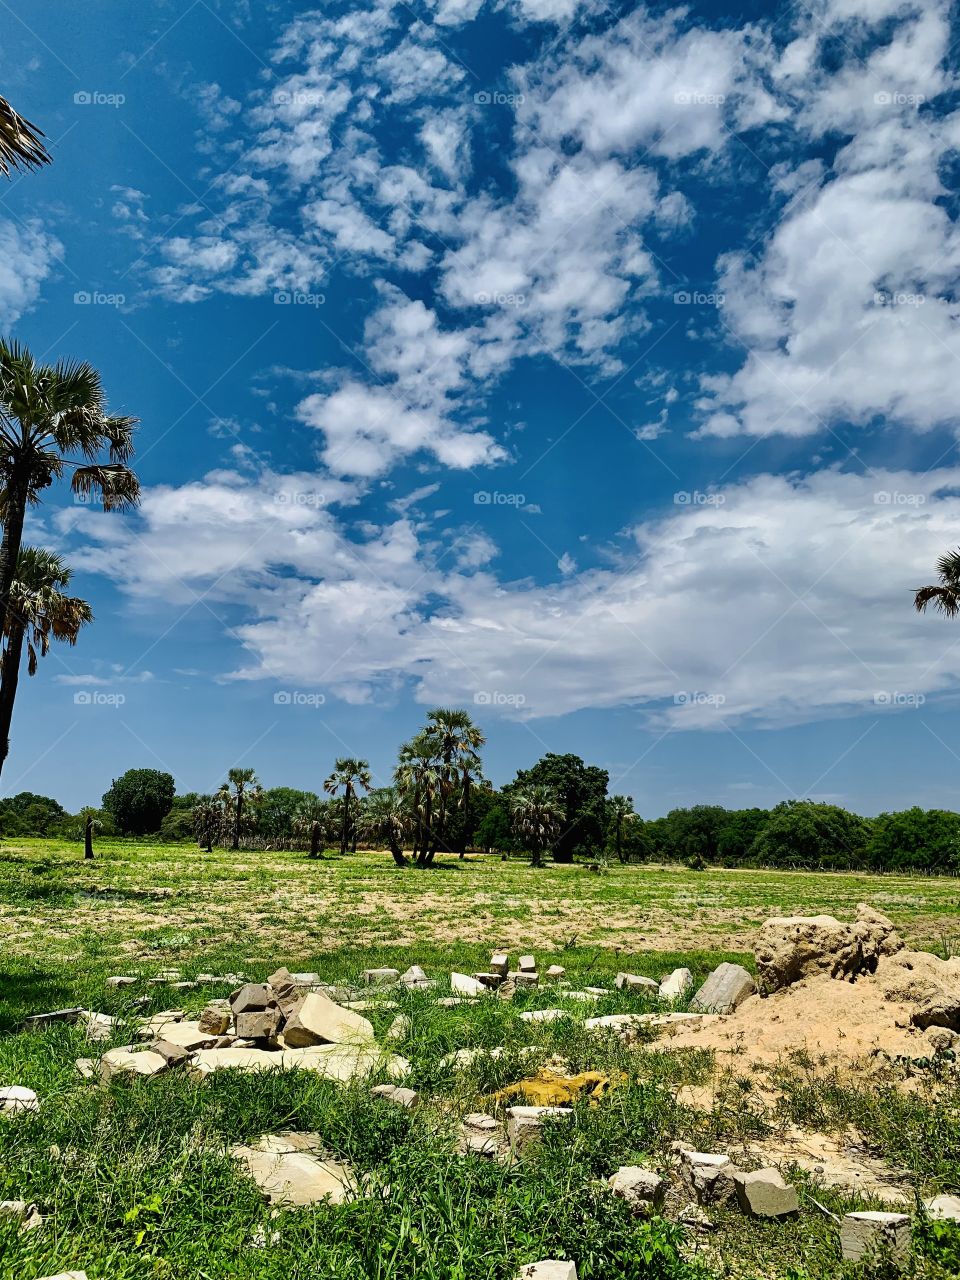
{"left": 0, "top": 840, "right": 959, "bottom": 1278}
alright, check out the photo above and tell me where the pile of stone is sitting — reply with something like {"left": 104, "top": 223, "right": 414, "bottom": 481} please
{"left": 92, "top": 968, "right": 409, "bottom": 1084}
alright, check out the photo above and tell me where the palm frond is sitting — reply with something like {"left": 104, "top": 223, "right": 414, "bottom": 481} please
{"left": 0, "top": 95, "right": 51, "bottom": 177}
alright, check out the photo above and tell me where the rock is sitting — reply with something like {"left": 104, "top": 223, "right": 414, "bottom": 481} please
{"left": 518, "top": 1262, "right": 577, "bottom": 1280}
{"left": 615, "top": 973, "right": 659, "bottom": 993}
{"left": 22, "top": 1008, "right": 85, "bottom": 1031}
{"left": 464, "top": 1111, "right": 500, "bottom": 1131}
{"left": 236, "top": 1009, "right": 281, "bottom": 1040}
{"left": 100, "top": 1048, "right": 167, "bottom": 1081}
{"left": 680, "top": 1151, "right": 736, "bottom": 1204}
{"left": 840, "top": 1211, "right": 911, "bottom": 1262}
{"left": 363, "top": 967, "right": 400, "bottom": 987}
{"left": 507, "top": 1104, "right": 572, "bottom": 1150}
{"left": 151, "top": 1039, "right": 192, "bottom": 1068}
{"left": 37, "top": 1274, "right": 88, "bottom": 1280}
{"left": 233, "top": 1140, "right": 357, "bottom": 1206}
{"left": 474, "top": 972, "right": 503, "bottom": 989}
{"left": 148, "top": 1020, "right": 219, "bottom": 1051}
{"left": 678, "top": 1203, "right": 714, "bottom": 1230}
{"left": 659, "top": 968, "right": 694, "bottom": 1001}
{"left": 291, "top": 972, "right": 321, "bottom": 986}
{"left": 75, "top": 1058, "right": 96, "bottom": 1079}
{"left": 437, "top": 996, "right": 476, "bottom": 1008}
{"left": 280, "top": 1045, "right": 409, "bottom": 1082}
{"left": 925, "top": 1195, "right": 960, "bottom": 1222}
{"left": 519, "top": 955, "right": 537, "bottom": 973}
{"left": 399, "top": 965, "right": 433, "bottom": 988}
{"left": 689, "top": 964, "right": 755, "bottom": 1014}
{"left": 562, "top": 991, "right": 598, "bottom": 1002}
{"left": 451, "top": 973, "right": 486, "bottom": 997}
{"left": 755, "top": 905, "right": 902, "bottom": 993}
{"left": 187, "top": 1047, "right": 280, "bottom": 1078}
{"left": 198, "top": 1002, "right": 232, "bottom": 1035}
{"left": 371, "top": 1084, "right": 419, "bottom": 1109}
{"left": 0, "top": 1085, "right": 38, "bottom": 1116}
{"left": 490, "top": 952, "right": 509, "bottom": 976}
{"left": 911, "top": 994, "right": 960, "bottom": 1033}
{"left": 461, "top": 1131, "right": 501, "bottom": 1157}
{"left": 520, "top": 1009, "right": 566, "bottom": 1023}
{"left": 105, "top": 976, "right": 137, "bottom": 988}
{"left": 0, "top": 1199, "right": 40, "bottom": 1228}
{"left": 386, "top": 1015, "right": 410, "bottom": 1041}
{"left": 546, "top": 964, "right": 566, "bottom": 979}
{"left": 229, "top": 983, "right": 271, "bottom": 1015}
{"left": 511, "top": 971, "right": 539, "bottom": 986}
{"left": 81, "top": 1011, "right": 115, "bottom": 1042}
{"left": 170, "top": 981, "right": 198, "bottom": 992}
{"left": 733, "top": 1168, "right": 799, "bottom": 1217}
{"left": 584, "top": 986, "right": 610, "bottom": 996}
{"left": 282, "top": 991, "right": 376, "bottom": 1047}
{"left": 925, "top": 1026, "right": 960, "bottom": 1053}
{"left": 608, "top": 1166, "right": 665, "bottom": 1212}
{"left": 138, "top": 1010, "right": 184, "bottom": 1037}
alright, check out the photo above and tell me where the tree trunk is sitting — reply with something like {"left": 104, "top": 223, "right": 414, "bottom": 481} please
{"left": 0, "top": 621, "right": 26, "bottom": 769}
{"left": 340, "top": 786, "right": 351, "bottom": 855}
{"left": 0, "top": 471, "right": 28, "bottom": 646}
{"left": 458, "top": 773, "right": 471, "bottom": 859}
{"left": 388, "top": 837, "right": 408, "bottom": 867}
{"left": 232, "top": 791, "right": 242, "bottom": 850}
{"left": 84, "top": 816, "right": 94, "bottom": 859}
{"left": 309, "top": 821, "right": 323, "bottom": 858}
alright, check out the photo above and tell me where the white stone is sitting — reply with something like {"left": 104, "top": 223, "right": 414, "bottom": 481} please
{"left": 362, "top": 968, "right": 400, "bottom": 987}
{"left": 233, "top": 1141, "right": 357, "bottom": 1206}
{"left": 518, "top": 955, "right": 537, "bottom": 973}
{"left": 280, "top": 1045, "right": 409, "bottom": 1082}
{"left": 490, "top": 952, "right": 509, "bottom": 976}
{"left": 386, "top": 1015, "right": 410, "bottom": 1041}
{"left": 451, "top": 973, "right": 486, "bottom": 997}
{"left": 146, "top": 1020, "right": 218, "bottom": 1051}
{"left": 681, "top": 1151, "right": 737, "bottom": 1204}
{"left": 659, "top": 968, "right": 694, "bottom": 1001}
{"left": 507, "top": 1105, "right": 573, "bottom": 1148}
{"left": 615, "top": 973, "right": 659, "bottom": 993}
{"left": 187, "top": 1048, "right": 280, "bottom": 1078}
{"left": 37, "top": 1273, "right": 88, "bottom": 1280}
{"left": 840, "top": 1212, "right": 911, "bottom": 1262}
{"left": 283, "top": 992, "right": 376, "bottom": 1047}
{"left": 0, "top": 1085, "right": 39, "bottom": 1115}
{"left": 925, "top": 1195, "right": 960, "bottom": 1222}
{"left": 520, "top": 1009, "right": 566, "bottom": 1023}
{"left": 81, "top": 1011, "right": 115, "bottom": 1042}
{"left": 608, "top": 1166, "right": 665, "bottom": 1211}
{"left": 100, "top": 1048, "right": 167, "bottom": 1081}
{"left": 733, "top": 1168, "right": 799, "bottom": 1218}
{"left": 518, "top": 1262, "right": 577, "bottom": 1280}
{"left": 546, "top": 964, "right": 566, "bottom": 979}
{"left": 105, "top": 976, "right": 137, "bottom": 988}
{"left": 689, "top": 964, "right": 755, "bottom": 1015}
{"left": 371, "top": 1084, "right": 420, "bottom": 1109}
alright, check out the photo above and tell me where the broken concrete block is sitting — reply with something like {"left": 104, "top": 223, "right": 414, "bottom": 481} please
{"left": 22, "top": 1008, "right": 85, "bottom": 1031}
{"left": 187, "top": 1047, "right": 280, "bottom": 1078}
{"left": 151, "top": 1039, "right": 192, "bottom": 1068}
{"left": 0, "top": 1085, "right": 38, "bottom": 1116}
{"left": 386, "top": 1015, "right": 410, "bottom": 1042}
{"left": 733, "top": 1168, "right": 799, "bottom": 1217}
{"left": 198, "top": 1002, "right": 232, "bottom": 1035}
{"left": 232, "top": 1139, "right": 357, "bottom": 1206}
{"left": 608, "top": 1166, "right": 665, "bottom": 1212}
{"left": 280, "top": 1044, "right": 409, "bottom": 1082}
{"left": 689, "top": 964, "right": 755, "bottom": 1014}
{"left": 474, "top": 972, "right": 503, "bottom": 989}
{"left": 507, "top": 1105, "right": 573, "bottom": 1150}
{"left": 371, "top": 1083, "right": 419, "bottom": 1109}
{"left": 229, "top": 983, "right": 271, "bottom": 1015}
{"left": 75, "top": 1058, "right": 96, "bottom": 1080}
{"left": 520, "top": 1008, "right": 566, "bottom": 1023}
{"left": 518, "top": 1262, "right": 577, "bottom": 1280}
{"left": 451, "top": 972, "right": 487, "bottom": 997}
{"left": 105, "top": 976, "right": 137, "bottom": 989}
{"left": 149, "top": 1020, "right": 219, "bottom": 1051}
{"left": 680, "top": 1151, "right": 736, "bottom": 1204}
{"left": 81, "top": 1011, "right": 115, "bottom": 1042}
{"left": 925, "top": 1195, "right": 960, "bottom": 1222}
{"left": 546, "top": 964, "right": 566, "bottom": 979}
{"left": 615, "top": 973, "right": 659, "bottom": 993}
{"left": 490, "top": 952, "right": 509, "bottom": 976}
{"left": 37, "top": 1273, "right": 88, "bottom": 1280}
{"left": 362, "top": 967, "right": 400, "bottom": 987}
{"left": 282, "top": 992, "right": 376, "bottom": 1047}
{"left": 236, "top": 1009, "right": 281, "bottom": 1041}
{"left": 510, "top": 971, "right": 539, "bottom": 986}
{"left": 840, "top": 1211, "right": 911, "bottom": 1262}
{"left": 518, "top": 955, "right": 537, "bottom": 973}
{"left": 100, "top": 1048, "right": 167, "bottom": 1081}
{"left": 659, "top": 968, "right": 694, "bottom": 1001}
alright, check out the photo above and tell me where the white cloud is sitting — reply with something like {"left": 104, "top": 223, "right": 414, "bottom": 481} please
{"left": 0, "top": 219, "right": 61, "bottom": 326}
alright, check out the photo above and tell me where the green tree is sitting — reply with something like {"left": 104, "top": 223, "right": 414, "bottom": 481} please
{"left": 509, "top": 784, "right": 563, "bottom": 868}
{"left": 866, "top": 807, "right": 960, "bottom": 873}
{"left": 323, "top": 757, "right": 371, "bottom": 855}
{"left": 606, "top": 795, "right": 636, "bottom": 863}
{"left": 102, "top": 768, "right": 175, "bottom": 836}
{"left": 0, "top": 790, "right": 65, "bottom": 835}
{"left": 260, "top": 787, "right": 321, "bottom": 841}
{"left": 394, "top": 733, "right": 441, "bottom": 866}
{"left": 915, "top": 549, "right": 960, "bottom": 617}
{"left": 0, "top": 342, "right": 139, "bottom": 745}
{"left": 748, "top": 800, "right": 870, "bottom": 869}
{"left": 220, "top": 767, "right": 261, "bottom": 851}
{"left": 191, "top": 796, "right": 223, "bottom": 852}
{"left": 0, "top": 547, "right": 92, "bottom": 767}
{"left": 474, "top": 797, "right": 516, "bottom": 854}
{"left": 422, "top": 708, "right": 485, "bottom": 858}
{"left": 504, "top": 753, "right": 608, "bottom": 862}
{"left": 358, "top": 787, "right": 411, "bottom": 867}
{"left": 0, "top": 94, "right": 50, "bottom": 176}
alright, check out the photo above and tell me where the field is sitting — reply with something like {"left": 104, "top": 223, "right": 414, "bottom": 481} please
{"left": 0, "top": 840, "right": 958, "bottom": 1279}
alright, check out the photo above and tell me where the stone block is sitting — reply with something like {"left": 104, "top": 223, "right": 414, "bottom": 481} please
{"left": 608, "top": 1166, "right": 665, "bottom": 1212}
{"left": 518, "top": 1262, "right": 577, "bottom": 1280}
{"left": 840, "top": 1211, "right": 911, "bottom": 1262}
{"left": 236, "top": 1009, "right": 281, "bottom": 1041}
{"left": 362, "top": 968, "right": 400, "bottom": 987}
{"left": 229, "top": 983, "right": 271, "bottom": 1015}
{"left": 689, "top": 964, "right": 755, "bottom": 1014}
{"left": 680, "top": 1151, "right": 736, "bottom": 1204}
{"left": 733, "top": 1168, "right": 799, "bottom": 1217}
{"left": 659, "top": 968, "right": 694, "bottom": 1001}
{"left": 371, "top": 1083, "right": 420, "bottom": 1109}
{"left": 282, "top": 992, "right": 375, "bottom": 1047}
{"left": 451, "top": 973, "right": 487, "bottom": 997}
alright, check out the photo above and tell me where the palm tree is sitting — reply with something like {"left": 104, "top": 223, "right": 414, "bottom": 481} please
{"left": 394, "top": 733, "right": 441, "bottom": 867}
{"left": 192, "top": 797, "right": 222, "bottom": 852}
{"left": 0, "top": 342, "right": 139, "bottom": 673}
{"left": 358, "top": 787, "right": 411, "bottom": 867}
{"left": 608, "top": 795, "right": 635, "bottom": 864}
{"left": 915, "top": 550, "right": 960, "bottom": 617}
{"left": 323, "top": 757, "right": 372, "bottom": 855}
{"left": 293, "top": 797, "right": 330, "bottom": 858}
{"left": 222, "top": 767, "right": 261, "bottom": 850}
{"left": 423, "top": 708, "right": 485, "bottom": 860}
{"left": 0, "top": 94, "right": 50, "bottom": 176}
{"left": 0, "top": 547, "right": 92, "bottom": 767}
{"left": 510, "top": 784, "right": 563, "bottom": 868}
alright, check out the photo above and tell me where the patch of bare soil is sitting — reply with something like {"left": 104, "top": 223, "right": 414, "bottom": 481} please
{"left": 744, "top": 1125, "right": 915, "bottom": 1204}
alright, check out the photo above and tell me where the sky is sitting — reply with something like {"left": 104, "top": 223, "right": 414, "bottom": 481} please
{"left": 2, "top": 0, "right": 960, "bottom": 816}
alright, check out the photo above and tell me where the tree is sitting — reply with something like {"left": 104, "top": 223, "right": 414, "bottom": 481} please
{"left": 474, "top": 797, "right": 516, "bottom": 854}
{"left": 606, "top": 795, "right": 636, "bottom": 863}
{"left": 510, "top": 785, "right": 563, "bottom": 868}
{"left": 0, "top": 342, "right": 139, "bottom": 744}
{"left": 323, "top": 757, "right": 372, "bottom": 856}
{"left": 915, "top": 549, "right": 960, "bottom": 617}
{"left": 101, "top": 768, "right": 175, "bottom": 836}
{"left": 504, "top": 753, "right": 608, "bottom": 862}
{"left": 0, "top": 790, "right": 65, "bottom": 836}
{"left": 78, "top": 806, "right": 100, "bottom": 859}
{"left": 0, "top": 547, "right": 92, "bottom": 768}
{"left": 358, "top": 787, "right": 411, "bottom": 867}
{"left": 866, "top": 808, "right": 960, "bottom": 874}
{"left": 422, "top": 708, "right": 485, "bottom": 858}
{"left": 221, "top": 767, "right": 261, "bottom": 851}
{"left": 394, "top": 733, "right": 440, "bottom": 867}
{"left": 260, "top": 787, "right": 321, "bottom": 842}
{"left": 293, "top": 798, "right": 333, "bottom": 858}
{"left": 0, "top": 94, "right": 50, "bottom": 176}
{"left": 191, "top": 797, "right": 223, "bottom": 851}
{"left": 748, "top": 800, "right": 870, "bottom": 870}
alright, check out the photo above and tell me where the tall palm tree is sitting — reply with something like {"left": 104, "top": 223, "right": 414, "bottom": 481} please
{"left": 915, "top": 550, "right": 960, "bottom": 617}
{"left": 423, "top": 708, "right": 485, "bottom": 859}
{"left": 192, "top": 797, "right": 222, "bottom": 852}
{"left": 222, "top": 767, "right": 261, "bottom": 851}
{"left": 357, "top": 787, "right": 411, "bottom": 867}
{"left": 0, "top": 547, "right": 91, "bottom": 767}
{"left": 394, "top": 733, "right": 441, "bottom": 867}
{"left": 323, "top": 757, "right": 372, "bottom": 855}
{"left": 0, "top": 94, "right": 50, "bottom": 176}
{"left": 510, "top": 784, "right": 563, "bottom": 868}
{"left": 608, "top": 795, "right": 635, "bottom": 864}
{"left": 0, "top": 342, "right": 139, "bottom": 671}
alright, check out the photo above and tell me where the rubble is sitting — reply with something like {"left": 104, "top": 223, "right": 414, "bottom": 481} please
{"left": 608, "top": 1166, "right": 665, "bottom": 1213}
{"left": 733, "top": 1168, "right": 799, "bottom": 1218}
{"left": 755, "top": 905, "right": 902, "bottom": 992}
{"left": 689, "top": 964, "right": 755, "bottom": 1014}
{"left": 840, "top": 1211, "right": 911, "bottom": 1262}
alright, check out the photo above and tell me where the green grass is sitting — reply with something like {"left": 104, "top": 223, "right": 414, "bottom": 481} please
{"left": 0, "top": 838, "right": 958, "bottom": 1278}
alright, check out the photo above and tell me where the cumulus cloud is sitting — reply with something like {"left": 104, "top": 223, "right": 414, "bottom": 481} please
{"left": 0, "top": 219, "right": 61, "bottom": 326}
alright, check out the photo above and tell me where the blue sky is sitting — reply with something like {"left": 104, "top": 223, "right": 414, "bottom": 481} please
{"left": 2, "top": 0, "right": 960, "bottom": 816}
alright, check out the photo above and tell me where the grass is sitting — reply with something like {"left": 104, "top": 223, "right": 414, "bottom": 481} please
{"left": 0, "top": 838, "right": 958, "bottom": 1278}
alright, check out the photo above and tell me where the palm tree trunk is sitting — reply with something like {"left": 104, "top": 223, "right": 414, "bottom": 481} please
{"left": 0, "top": 621, "right": 26, "bottom": 769}
{"left": 309, "top": 821, "right": 323, "bottom": 858}
{"left": 232, "top": 790, "right": 242, "bottom": 850}
{"left": 389, "top": 837, "right": 408, "bottom": 868}
{"left": 0, "top": 472, "right": 28, "bottom": 644}
{"left": 459, "top": 773, "right": 472, "bottom": 858}
{"left": 84, "top": 816, "right": 94, "bottom": 859}
{"left": 340, "top": 785, "right": 351, "bottom": 855}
